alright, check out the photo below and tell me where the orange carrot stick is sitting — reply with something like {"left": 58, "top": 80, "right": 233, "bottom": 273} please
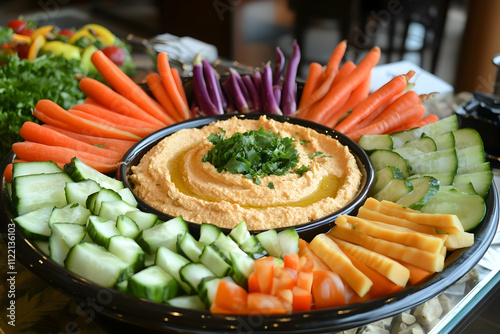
{"left": 71, "top": 103, "right": 162, "bottom": 130}
{"left": 391, "top": 113, "right": 439, "bottom": 133}
{"left": 79, "top": 77, "right": 166, "bottom": 127}
{"left": 335, "top": 70, "right": 415, "bottom": 134}
{"left": 67, "top": 109, "right": 156, "bottom": 138}
{"left": 171, "top": 67, "right": 188, "bottom": 106}
{"left": 325, "top": 71, "right": 371, "bottom": 128}
{"left": 42, "top": 124, "right": 136, "bottom": 155}
{"left": 4, "top": 163, "right": 13, "bottom": 183}
{"left": 19, "top": 121, "right": 122, "bottom": 160}
{"left": 12, "top": 141, "right": 120, "bottom": 172}
{"left": 307, "top": 47, "right": 380, "bottom": 124}
{"left": 157, "top": 52, "right": 191, "bottom": 120}
{"left": 91, "top": 50, "right": 175, "bottom": 125}
{"left": 297, "top": 62, "right": 323, "bottom": 112}
{"left": 34, "top": 99, "right": 141, "bottom": 141}
{"left": 146, "top": 72, "right": 184, "bottom": 123}
{"left": 371, "top": 90, "right": 421, "bottom": 125}
{"left": 325, "top": 40, "right": 347, "bottom": 74}
{"left": 346, "top": 104, "right": 426, "bottom": 142}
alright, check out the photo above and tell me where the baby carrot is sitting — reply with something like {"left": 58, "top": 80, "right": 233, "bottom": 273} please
{"left": 371, "top": 90, "right": 420, "bottom": 125}
{"left": 297, "top": 62, "right": 323, "bottom": 113}
{"left": 12, "top": 141, "right": 121, "bottom": 170}
{"left": 171, "top": 67, "right": 188, "bottom": 106}
{"left": 67, "top": 109, "right": 156, "bottom": 138}
{"left": 42, "top": 124, "right": 136, "bottom": 155}
{"left": 71, "top": 103, "right": 162, "bottom": 130}
{"left": 325, "top": 40, "right": 347, "bottom": 74}
{"left": 329, "top": 60, "right": 356, "bottom": 88}
{"left": 391, "top": 113, "right": 439, "bottom": 133}
{"left": 335, "top": 70, "right": 415, "bottom": 134}
{"left": 79, "top": 77, "right": 166, "bottom": 126}
{"left": 307, "top": 47, "right": 380, "bottom": 124}
{"left": 157, "top": 52, "right": 191, "bottom": 120}
{"left": 325, "top": 72, "right": 371, "bottom": 128}
{"left": 34, "top": 99, "right": 141, "bottom": 141}
{"left": 91, "top": 50, "right": 175, "bottom": 125}
{"left": 146, "top": 72, "right": 184, "bottom": 123}
{"left": 297, "top": 68, "right": 337, "bottom": 116}
{"left": 346, "top": 104, "right": 425, "bottom": 142}
{"left": 19, "top": 121, "right": 122, "bottom": 160}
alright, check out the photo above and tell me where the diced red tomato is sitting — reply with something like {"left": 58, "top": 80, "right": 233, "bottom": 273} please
{"left": 101, "top": 45, "right": 125, "bottom": 66}
{"left": 247, "top": 293, "right": 288, "bottom": 315}
{"left": 254, "top": 256, "right": 275, "bottom": 294}
{"left": 6, "top": 19, "right": 27, "bottom": 33}
{"left": 18, "top": 27, "right": 34, "bottom": 36}
{"left": 311, "top": 270, "right": 346, "bottom": 309}
{"left": 247, "top": 270, "right": 260, "bottom": 293}
{"left": 292, "top": 286, "right": 312, "bottom": 312}
{"left": 272, "top": 267, "right": 296, "bottom": 293}
{"left": 212, "top": 280, "right": 248, "bottom": 314}
{"left": 298, "top": 255, "right": 314, "bottom": 273}
{"left": 296, "top": 271, "right": 313, "bottom": 292}
{"left": 59, "top": 29, "right": 74, "bottom": 37}
{"left": 16, "top": 44, "right": 30, "bottom": 59}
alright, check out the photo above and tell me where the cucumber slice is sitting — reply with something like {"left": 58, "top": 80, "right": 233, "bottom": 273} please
{"left": 230, "top": 251, "right": 255, "bottom": 288}
{"left": 390, "top": 115, "right": 459, "bottom": 147}
{"left": 395, "top": 176, "right": 440, "bottom": 210}
{"left": 128, "top": 265, "right": 180, "bottom": 303}
{"left": 13, "top": 172, "right": 72, "bottom": 216}
{"left": 212, "top": 233, "right": 248, "bottom": 259}
{"left": 433, "top": 132, "right": 455, "bottom": 150}
{"left": 65, "top": 180, "right": 101, "bottom": 208}
{"left": 456, "top": 145, "right": 486, "bottom": 169}
{"left": 116, "top": 215, "right": 141, "bottom": 239}
{"left": 198, "top": 276, "right": 235, "bottom": 307}
{"left": 358, "top": 134, "right": 393, "bottom": 152}
{"left": 369, "top": 150, "right": 410, "bottom": 178}
{"left": 64, "top": 157, "right": 124, "bottom": 192}
{"left": 117, "top": 188, "right": 138, "bottom": 207}
{"left": 392, "top": 146, "right": 425, "bottom": 160}
{"left": 137, "top": 216, "right": 188, "bottom": 254}
{"left": 401, "top": 136, "right": 437, "bottom": 153}
{"left": 14, "top": 205, "right": 53, "bottom": 241}
{"left": 408, "top": 172, "right": 455, "bottom": 186}
{"left": 12, "top": 160, "right": 62, "bottom": 179}
{"left": 166, "top": 295, "right": 206, "bottom": 310}
{"left": 452, "top": 182, "right": 478, "bottom": 195}
{"left": 34, "top": 240, "right": 50, "bottom": 256}
{"left": 49, "top": 223, "right": 86, "bottom": 266}
{"left": 124, "top": 210, "right": 158, "bottom": 231}
{"left": 456, "top": 162, "right": 490, "bottom": 175}
{"left": 155, "top": 246, "right": 192, "bottom": 294}
{"left": 48, "top": 203, "right": 91, "bottom": 227}
{"left": 256, "top": 229, "right": 282, "bottom": 258}
{"left": 453, "top": 128, "right": 483, "bottom": 149}
{"left": 98, "top": 200, "right": 137, "bottom": 222}
{"left": 240, "top": 235, "right": 267, "bottom": 259}
{"left": 87, "top": 215, "right": 120, "bottom": 248}
{"left": 199, "top": 223, "right": 222, "bottom": 245}
{"left": 86, "top": 188, "right": 122, "bottom": 215}
{"left": 420, "top": 186, "right": 486, "bottom": 231}
{"left": 278, "top": 228, "right": 299, "bottom": 256}
{"left": 410, "top": 148, "right": 458, "bottom": 175}
{"left": 228, "top": 220, "right": 251, "bottom": 246}
{"left": 453, "top": 171, "right": 493, "bottom": 198}
{"left": 180, "top": 262, "right": 216, "bottom": 292}
{"left": 177, "top": 232, "right": 204, "bottom": 262}
{"left": 108, "top": 235, "right": 145, "bottom": 273}
{"left": 199, "top": 245, "right": 232, "bottom": 277}
{"left": 371, "top": 166, "right": 404, "bottom": 195}
{"left": 373, "top": 178, "right": 413, "bottom": 202}
{"left": 65, "top": 242, "right": 130, "bottom": 288}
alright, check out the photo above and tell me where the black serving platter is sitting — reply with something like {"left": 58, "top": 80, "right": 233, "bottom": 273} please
{"left": 118, "top": 113, "right": 373, "bottom": 241}
{"left": 1, "top": 114, "right": 499, "bottom": 333}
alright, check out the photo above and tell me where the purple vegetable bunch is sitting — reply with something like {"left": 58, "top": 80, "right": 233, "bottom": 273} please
{"left": 191, "top": 41, "right": 301, "bottom": 116}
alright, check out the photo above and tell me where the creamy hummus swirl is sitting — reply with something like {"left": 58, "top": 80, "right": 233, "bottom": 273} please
{"left": 130, "top": 116, "right": 363, "bottom": 230}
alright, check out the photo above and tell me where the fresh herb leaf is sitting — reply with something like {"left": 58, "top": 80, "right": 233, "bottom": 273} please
{"left": 308, "top": 151, "right": 332, "bottom": 159}
{"left": 295, "top": 165, "right": 310, "bottom": 176}
{"left": 267, "top": 182, "right": 275, "bottom": 189}
{"left": 202, "top": 127, "right": 308, "bottom": 184}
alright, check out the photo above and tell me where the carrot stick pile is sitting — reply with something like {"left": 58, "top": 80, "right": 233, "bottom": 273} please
{"left": 294, "top": 41, "right": 438, "bottom": 141}
{"left": 6, "top": 50, "right": 191, "bottom": 180}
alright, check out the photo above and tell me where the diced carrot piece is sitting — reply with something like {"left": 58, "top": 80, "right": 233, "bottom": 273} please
{"left": 213, "top": 280, "right": 248, "bottom": 313}
{"left": 292, "top": 286, "right": 312, "bottom": 312}
{"left": 296, "top": 271, "right": 314, "bottom": 292}
{"left": 247, "top": 293, "right": 288, "bottom": 315}
{"left": 284, "top": 253, "right": 299, "bottom": 271}
{"left": 254, "top": 257, "right": 275, "bottom": 294}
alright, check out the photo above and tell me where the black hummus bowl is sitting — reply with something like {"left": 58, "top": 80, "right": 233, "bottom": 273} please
{"left": 0, "top": 146, "right": 498, "bottom": 332}
{"left": 118, "top": 113, "right": 374, "bottom": 241}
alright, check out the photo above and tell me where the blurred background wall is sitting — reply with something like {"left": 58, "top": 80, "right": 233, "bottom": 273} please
{"left": 0, "top": 0, "right": 499, "bottom": 94}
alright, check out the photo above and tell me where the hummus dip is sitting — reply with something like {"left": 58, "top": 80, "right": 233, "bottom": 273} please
{"left": 129, "top": 116, "right": 362, "bottom": 230}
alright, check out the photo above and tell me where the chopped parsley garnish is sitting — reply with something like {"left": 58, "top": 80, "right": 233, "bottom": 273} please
{"left": 202, "top": 127, "right": 309, "bottom": 184}
{"left": 308, "top": 151, "right": 332, "bottom": 159}
{"left": 267, "top": 182, "right": 275, "bottom": 189}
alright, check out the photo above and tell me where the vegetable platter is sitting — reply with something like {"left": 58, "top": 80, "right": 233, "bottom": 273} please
{"left": 1, "top": 37, "right": 499, "bottom": 332}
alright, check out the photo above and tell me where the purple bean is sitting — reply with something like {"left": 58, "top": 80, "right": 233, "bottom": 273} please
{"left": 228, "top": 69, "right": 249, "bottom": 113}
{"left": 230, "top": 68, "right": 252, "bottom": 111}
{"left": 273, "top": 84, "right": 281, "bottom": 107}
{"left": 243, "top": 74, "right": 261, "bottom": 113}
{"left": 262, "top": 64, "right": 282, "bottom": 115}
{"left": 202, "top": 59, "right": 224, "bottom": 114}
{"left": 273, "top": 46, "right": 285, "bottom": 86}
{"left": 281, "top": 40, "right": 301, "bottom": 116}
{"left": 192, "top": 64, "right": 221, "bottom": 115}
